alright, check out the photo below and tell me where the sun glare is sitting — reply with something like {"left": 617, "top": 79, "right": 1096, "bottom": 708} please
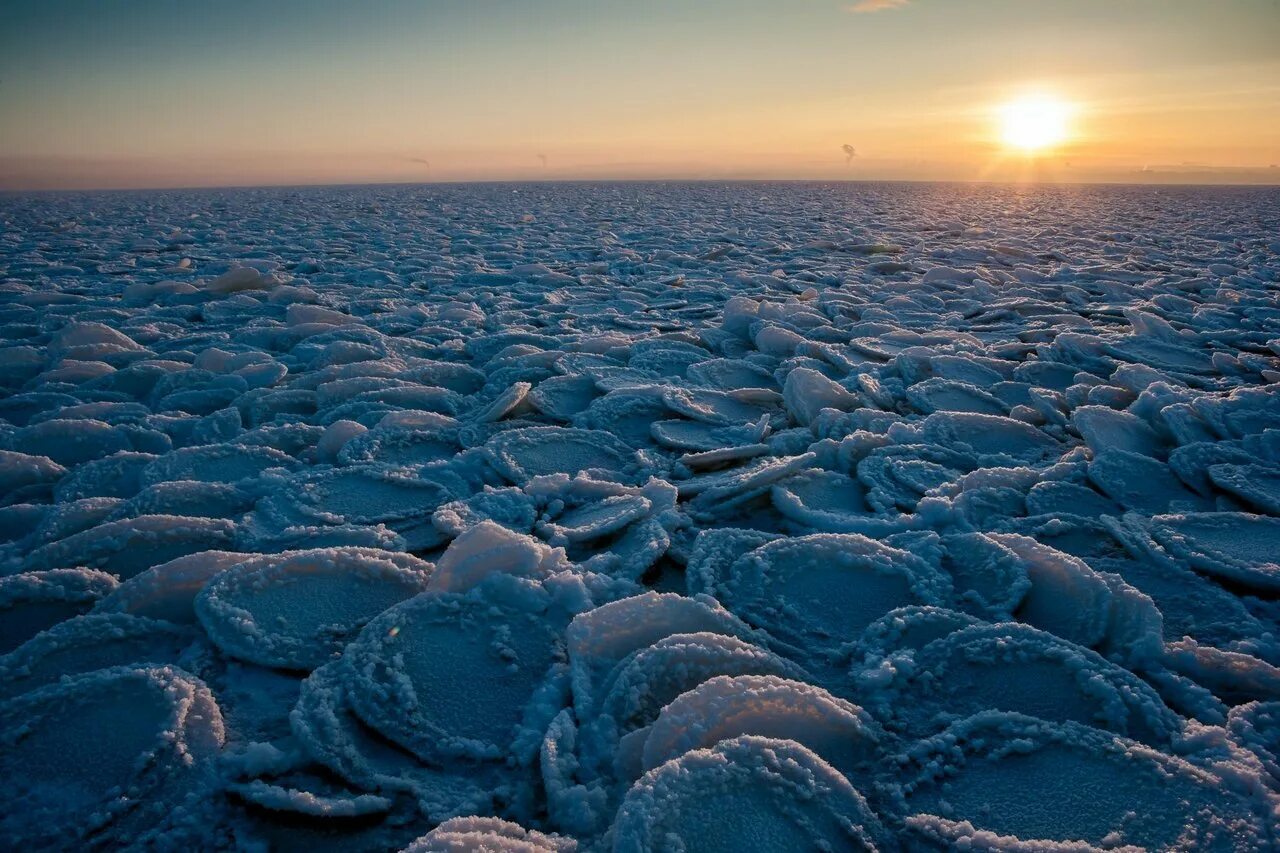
{"left": 998, "top": 94, "right": 1071, "bottom": 153}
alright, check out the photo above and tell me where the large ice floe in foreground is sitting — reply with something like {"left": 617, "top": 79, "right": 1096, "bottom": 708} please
{"left": 2, "top": 181, "right": 1280, "bottom": 849}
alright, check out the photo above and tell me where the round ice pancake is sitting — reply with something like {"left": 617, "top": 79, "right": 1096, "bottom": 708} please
{"left": 613, "top": 736, "right": 887, "bottom": 853}
{"left": 344, "top": 590, "right": 566, "bottom": 762}
{"left": 773, "top": 469, "right": 872, "bottom": 518}
{"left": 290, "top": 657, "right": 506, "bottom": 823}
{"left": 1013, "top": 359, "right": 1094, "bottom": 392}
{"left": 639, "top": 675, "right": 881, "bottom": 778}
{"left": 770, "top": 469, "right": 917, "bottom": 536}
{"left": 685, "top": 358, "right": 780, "bottom": 392}
{"left": 566, "top": 592, "right": 756, "bottom": 720}
{"left": 854, "top": 605, "right": 983, "bottom": 661}
{"left": 902, "top": 712, "right": 1265, "bottom": 851}
{"left": 577, "top": 366, "right": 657, "bottom": 394}
{"left": 0, "top": 612, "right": 197, "bottom": 700}
{"left": 0, "top": 568, "right": 119, "bottom": 653}
{"left": 484, "top": 427, "right": 637, "bottom": 484}
{"left": 683, "top": 528, "right": 785, "bottom": 599}
{"left": 403, "top": 360, "right": 486, "bottom": 395}
{"left": 856, "top": 448, "right": 967, "bottom": 513}
{"left": 258, "top": 465, "right": 464, "bottom": 530}
{"left": 539, "top": 494, "right": 652, "bottom": 544}
{"left": 881, "top": 623, "right": 1180, "bottom": 744}
{"left": 27, "top": 496, "right": 121, "bottom": 547}
{"left": 93, "top": 550, "right": 252, "bottom": 624}
{"left": 529, "top": 373, "right": 601, "bottom": 419}
{"left": 0, "top": 449, "right": 66, "bottom": 496}
{"left": 53, "top": 450, "right": 156, "bottom": 501}
{"left": 1072, "top": 404, "right": 1165, "bottom": 457}
{"left": 981, "top": 532, "right": 1116, "bottom": 649}
{"left": 597, "top": 632, "right": 807, "bottom": 738}
{"left": 337, "top": 425, "right": 462, "bottom": 467}
{"left": 9, "top": 418, "right": 132, "bottom": 467}
{"left": 906, "top": 377, "right": 1007, "bottom": 415}
{"left": 0, "top": 665, "right": 224, "bottom": 848}
{"left": 141, "top": 442, "right": 299, "bottom": 485}
{"left": 628, "top": 345, "right": 707, "bottom": 380}
{"left": 1208, "top": 463, "right": 1280, "bottom": 515}
{"left": 108, "top": 479, "right": 255, "bottom": 521}
{"left": 548, "top": 499, "right": 673, "bottom": 578}
{"left": 575, "top": 393, "right": 675, "bottom": 450}
{"left": 1106, "top": 335, "right": 1216, "bottom": 375}
{"left": 679, "top": 452, "right": 819, "bottom": 513}
{"left": 720, "top": 533, "right": 952, "bottom": 658}
{"left": 245, "top": 388, "right": 319, "bottom": 425}
{"left": 1088, "top": 450, "right": 1214, "bottom": 514}
{"left": 1192, "top": 384, "right": 1280, "bottom": 439}
{"left": 196, "top": 547, "right": 434, "bottom": 670}
{"left": 294, "top": 659, "right": 432, "bottom": 789}
{"left": 23, "top": 514, "right": 238, "bottom": 579}
{"left": 353, "top": 384, "right": 464, "bottom": 417}
{"left": 0, "top": 504, "right": 46, "bottom": 545}
{"left": 1149, "top": 512, "right": 1280, "bottom": 592}
{"left": 403, "top": 817, "right": 576, "bottom": 852}
{"left": 649, "top": 418, "right": 765, "bottom": 452}
{"left": 1169, "top": 441, "right": 1258, "bottom": 494}
{"left": 34, "top": 400, "right": 151, "bottom": 427}
{"left": 910, "top": 352, "right": 1006, "bottom": 387}
{"left": 0, "top": 391, "right": 79, "bottom": 428}
{"left": 918, "top": 411, "right": 1061, "bottom": 463}
{"left": 661, "top": 387, "right": 782, "bottom": 426}
{"left": 1024, "top": 480, "right": 1122, "bottom": 518}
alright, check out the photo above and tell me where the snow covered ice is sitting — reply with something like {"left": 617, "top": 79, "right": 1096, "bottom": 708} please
{"left": 2, "top": 180, "right": 1280, "bottom": 850}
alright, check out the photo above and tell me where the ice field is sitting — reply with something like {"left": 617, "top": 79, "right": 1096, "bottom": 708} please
{"left": 2, "top": 180, "right": 1280, "bottom": 850}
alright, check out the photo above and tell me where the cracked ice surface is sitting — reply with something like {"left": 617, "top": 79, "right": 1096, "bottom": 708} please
{"left": 2, "top": 181, "right": 1280, "bottom": 850}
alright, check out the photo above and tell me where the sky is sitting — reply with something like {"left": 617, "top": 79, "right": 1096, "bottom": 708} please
{"left": 1, "top": 0, "right": 1278, "bottom": 190}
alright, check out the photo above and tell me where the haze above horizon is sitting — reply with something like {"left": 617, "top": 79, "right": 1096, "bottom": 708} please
{"left": 2, "top": 0, "right": 1278, "bottom": 190}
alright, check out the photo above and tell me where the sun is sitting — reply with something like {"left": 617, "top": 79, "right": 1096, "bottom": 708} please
{"left": 998, "top": 94, "right": 1071, "bottom": 153}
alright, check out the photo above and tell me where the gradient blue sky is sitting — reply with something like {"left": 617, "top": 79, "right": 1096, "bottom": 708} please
{"left": 2, "top": 0, "right": 1277, "bottom": 188}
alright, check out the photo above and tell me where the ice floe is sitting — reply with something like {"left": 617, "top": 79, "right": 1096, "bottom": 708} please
{"left": 2, "top": 181, "right": 1278, "bottom": 849}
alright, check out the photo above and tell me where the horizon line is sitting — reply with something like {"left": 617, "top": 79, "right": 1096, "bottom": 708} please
{"left": 3, "top": 175, "right": 1278, "bottom": 195}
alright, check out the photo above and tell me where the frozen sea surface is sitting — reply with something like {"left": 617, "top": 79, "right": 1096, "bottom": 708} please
{"left": 2, "top": 181, "right": 1280, "bottom": 850}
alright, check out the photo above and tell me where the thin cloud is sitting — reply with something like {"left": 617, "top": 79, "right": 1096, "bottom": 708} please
{"left": 847, "top": 0, "right": 911, "bottom": 13}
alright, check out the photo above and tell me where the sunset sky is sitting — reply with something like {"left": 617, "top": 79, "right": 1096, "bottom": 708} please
{"left": 2, "top": 0, "right": 1277, "bottom": 189}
